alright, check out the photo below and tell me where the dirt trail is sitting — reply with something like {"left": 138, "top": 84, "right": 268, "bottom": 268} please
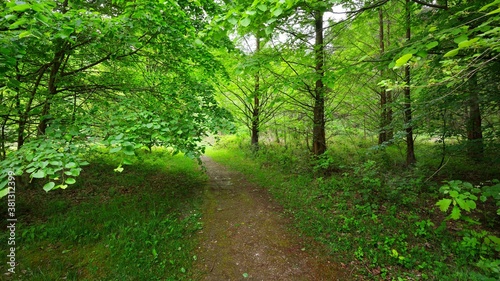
{"left": 191, "top": 156, "right": 346, "bottom": 281}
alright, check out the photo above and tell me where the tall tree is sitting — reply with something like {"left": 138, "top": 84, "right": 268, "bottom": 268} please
{"left": 0, "top": 0, "right": 231, "bottom": 194}
{"left": 403, "top": 0, "right": 417, "bottom": 165}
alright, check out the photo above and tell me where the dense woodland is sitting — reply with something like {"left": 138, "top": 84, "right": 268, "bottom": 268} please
{"left": 1, "top": 0, "right": 500, "bottom": 280}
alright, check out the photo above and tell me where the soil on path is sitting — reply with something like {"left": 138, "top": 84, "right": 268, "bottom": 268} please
{"left": 191, "top": 156, "right": 347, "bottom": 281}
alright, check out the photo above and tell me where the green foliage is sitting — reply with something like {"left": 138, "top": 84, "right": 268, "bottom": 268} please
{"left": 0, "top": 151, "right": 204, "bottom": 280}
{"left": 209, "top": 135, "right": 500, "bottom": 280}
{"left": 435, "top": 179, "right": 500, "bottom": 279}
{"left": 482, "top": 181, "right": 500, "bottom": 215}
{"left": 0, "top": 0, "right": 232, "bottom": 195}
{"left": 436, "top": 180, "right": 481, "bottom": 221}
{"left": 0, "top": 126, "right": 89, "bottom": 195}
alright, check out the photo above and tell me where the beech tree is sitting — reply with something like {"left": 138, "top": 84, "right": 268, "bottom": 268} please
{"left": 0, "top": 0, "right": 231, "bottom": 195}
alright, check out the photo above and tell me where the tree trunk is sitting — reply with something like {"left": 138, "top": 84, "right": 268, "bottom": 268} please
{"left": 467, "top": 74, "right": 483, "bottom": 160}
{"left": 251, "top": 35, "right": 260, "bottom": 149}
{"left": 386, "top": 11, "right": 393, "bottom": 140}
{"left": 312, "top": 10, "right": 327, "bottom": 155}
{"left": 1, "top": 117, "right": 7, "bottom": 160}
{"left": 404, "top": 0, "right": 416, "bottom": 165}
{"left": 378, "top": 7, "right": 388, "bottom": 144}
{"left": 38, "top": 45, "right": 66, "bottom": 135}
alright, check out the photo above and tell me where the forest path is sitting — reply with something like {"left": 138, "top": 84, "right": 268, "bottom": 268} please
{"left": 190, "top": 156, "right": 347, "bottom": 281}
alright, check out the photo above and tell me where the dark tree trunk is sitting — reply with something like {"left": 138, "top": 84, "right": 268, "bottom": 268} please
{"left": 38, "top": 45, "right": 66, "bottom": 136}
{"left": 312, "top": 10, "right": 327, "bottom": 155}
{"left": 386, "top": 91, "right": 393, "bottom": 140}
{"left": 16, "top": 91, "right": 25, "bottom": 149}
{"left": 251, "top": 36, "right": 260, "bottom": 149}
{"left": 1, "top": 117, "right": 7, "bottom": 160}
{"left": 404, "top": 0, "right": 416, "bottom": 165}
{"left": 467, "top": 74, "right": 483, "bottom": 160}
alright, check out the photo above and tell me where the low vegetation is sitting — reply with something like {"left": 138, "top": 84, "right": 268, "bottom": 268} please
{"left": 0, "top": 150, "right": 204, "bottom": 281}
{"left": 207, "top": 134, "right": 500, "bottom": 280}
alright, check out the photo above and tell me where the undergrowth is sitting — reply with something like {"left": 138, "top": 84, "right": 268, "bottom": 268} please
{"left": 207, "top": 134, "right": 500, "bottom": 280}
{"left": 0, "top": 149, "right": 205, "bottom": 280}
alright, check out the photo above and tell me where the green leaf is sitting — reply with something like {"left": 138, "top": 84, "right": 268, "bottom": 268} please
{"left": 466, "top": 200, "right": 477, "bottom": 210}
{"left": 32, "top": 170, "right": 46, "bottom": 179}
{"left": 449, "top": 190, "right": 459, "bottom": 198}
{"left": 394, "top": 54, "right": 413, "bottom": 67}
{"left": 43, "top": 182, "right": 55, "bottom": 192}
{"left": 50, "top": 161, "right": 63, "bottom": 166}
{"left": 59, "top": 27, "right": 74, "bottom": 39}
{"left": 454, "top": 35, "right": 468, "bottom": 44}
{"left": 458, "top": 38, "right": 479, "bottom": 48}
{"left": 243, "top": 273, "right": 249, "bottom": 278}
{"left": 11, "top": 3, "right": 31, "bottom": 12}
{"left": 65, "top": 178, "right": 76, "bottom": 185}
{"left": 480, "top": 0, "right": 500, "bottom": 12}
{"left": 0, "top": 188, "right": 9, "bottom": 198}
{"left": 425, "top": 41, "right": 438, "bottom": 50}
{"left": 19, "top": 30, "right": 32, "bottom": 38}
{"left": 257, "top": 4, "right": 268, "bottom": 11}
{"left": 265, "top": 26, "right": 273, "bottom": 35}
{"left": 4, "top": 14, "right": 17, "bottom": 21}
{"left": 194, "top": 38, "right": 203, "bottom": 46}
{"left": 114, "top": 165, "right": 124, "bottom": 173}
{"left": 416, "top": 50, "right": 428, "bottom": 58}
{"left": 228, "top": 17, "right": 237, "bottom": 25}
{"left": 123, "top": 150, "right": 135, "bottom": 156}
{"left": 240, "top": 17, "right": 251, "bottom": 27}
{"left": 436, "top": 198, "right": 452, "bottom": 212}
{"left": 487, "top": 7, "right": 500, "bottom": 15}
{"left": 391, "top": 249, "right": 399, "bottom": 258}
{"left": 65, "top": 162, "right": 77, "bottom": 169}
{"left": 110, "top": 146, "right": 122, "bottom": 153}
{"left": 273, "top": 7, "right": 283, "bottom": 17}
{"left": 69, "top": 168, "right": 81, "bottom": 177}
{"left": 456, "top": 198, "right": 470, "bottom": 211}
{"left": 450, "top": 206, "right": 461, "bottom": 220}
{"left": 488, "top": 235, "right": 500, "bottom": 245}
{"left": 443, "top": 49, "right": 459, "bottom": 58}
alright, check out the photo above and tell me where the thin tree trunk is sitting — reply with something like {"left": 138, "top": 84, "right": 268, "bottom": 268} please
{"left": 467, "top": 73, "right": 483, "bottom": 160}
{"left": 386, "top": 11, "right": 393, "bottom": 140}
{"left": 38, "top": 0, "right": 69, "bottom": 136}
{"left": 251, "top": 35, "right": 260, "bottom": 149}
{"left": 38, "top": 45, "right": 66, "bottom": 135}
{"left": 312, "top": 10, "right": 327, "bottom": 155}
{"left": 378, "top": 7, "right": 388, "bottom": 144}
{"left": 1, "top": 117, "right": 7, "bottom": 160}
{"left": 404, "top": 0, "right": 416, "bottom": 165}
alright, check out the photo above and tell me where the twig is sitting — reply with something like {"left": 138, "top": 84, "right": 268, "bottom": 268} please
{"left": 425, "top": 158, "right": 449, "bottom": 183}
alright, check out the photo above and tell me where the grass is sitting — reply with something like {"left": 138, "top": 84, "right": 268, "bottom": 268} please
{"left": 0, "top": 149, "right": 205, "bottom": 280}
{"left": 206, "top": 134, "right": 500, "bottom": 280}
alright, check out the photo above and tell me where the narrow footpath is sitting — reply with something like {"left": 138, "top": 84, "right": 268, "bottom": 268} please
{"left": 191, "top": 156, "right": 347, "bottom": 281}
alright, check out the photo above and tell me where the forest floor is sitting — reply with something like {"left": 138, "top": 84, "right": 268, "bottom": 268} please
{"left": 190, "top": 156, "right": 348, "bottom": 281}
